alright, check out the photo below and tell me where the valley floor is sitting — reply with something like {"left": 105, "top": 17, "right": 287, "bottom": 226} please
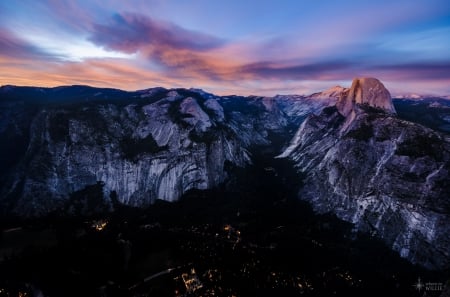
{"left": 0, "top": 155, "right": 448, "bottom": 297}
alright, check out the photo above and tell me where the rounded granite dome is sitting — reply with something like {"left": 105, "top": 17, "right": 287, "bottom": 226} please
{"left": 337, "top": 77, "right": 396, "bottom": 117}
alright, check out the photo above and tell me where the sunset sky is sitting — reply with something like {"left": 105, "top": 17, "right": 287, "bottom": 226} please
{"left": 1, "top": 0, "right": 449, "bottom": 96}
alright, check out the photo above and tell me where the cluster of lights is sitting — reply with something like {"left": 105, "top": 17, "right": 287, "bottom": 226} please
{"left": 91, "top": 219, "right": 108, "bottom": 231}
{"left": 0, "top": 289, "right": 29, "bottom": 297}
{"left": 181, "top": 268, "right": 203, "bottom": 293}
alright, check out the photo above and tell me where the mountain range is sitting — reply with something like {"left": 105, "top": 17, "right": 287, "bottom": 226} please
{"left": 0, "top": 78, "right": 449, "bottom": 270}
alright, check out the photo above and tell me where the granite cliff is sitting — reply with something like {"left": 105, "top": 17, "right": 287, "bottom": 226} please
{"left": 279, "top": 78, "right": 450, "bottom": 269}
{"left": 0, "top": 86, "right": 337, "bottom": 216}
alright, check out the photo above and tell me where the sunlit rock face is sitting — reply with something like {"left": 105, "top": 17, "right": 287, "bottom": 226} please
{"left": 336, "top": 77, "right": 396, "bottom": 117}
{"left": 0, "top": 86, "right": 336, "bottom": 217}
{"left": 280, "top": 78, "right": 450, "bottom": 269}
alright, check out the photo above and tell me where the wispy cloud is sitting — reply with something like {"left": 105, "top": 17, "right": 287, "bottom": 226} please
{"left": 90, "top": 13, "right": 225, "bottom": 54}
{"left": 372, "top": 63, "right": 450, "bottom": 80}
{"left": 0, "top": 29, "right": 58, "bottom": 60}
{"left": 238, "top": 61, "right": 356, "bottom": 80}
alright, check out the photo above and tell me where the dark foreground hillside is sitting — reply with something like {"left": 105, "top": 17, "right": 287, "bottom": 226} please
{"left": 0, "top": 153, "right": 447, "bottom": 297}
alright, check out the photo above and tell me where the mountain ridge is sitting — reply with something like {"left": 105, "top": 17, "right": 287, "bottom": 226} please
{"left": 4, "top": 83, "right": 450, "bottom": 100}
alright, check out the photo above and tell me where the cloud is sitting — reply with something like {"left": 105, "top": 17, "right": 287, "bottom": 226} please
{"left": 2, "top": 55, "right": 450, "bottom": 96}
{"left": 0, "top": 29, "right": 59, "bottom": 60}
{"left": 238, "top": 60, "right": 356, "bottom": 80}
{"left": 87, "top": 12, "right": 234, "bottom": 80}
{"left": 89, "top": 13, "right": 224, "bottom": 54}
{"left": 0, "top": 57, "right": 183, "bottom": 90}
{"left": 372, "top": 62, "right": 450, "bottom": 80}
{"left": 89, "top": 13, "right": 450, "bottom": 87}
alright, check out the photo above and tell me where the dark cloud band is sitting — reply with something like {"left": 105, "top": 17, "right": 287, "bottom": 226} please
{"left": 89, "top": 13, "right": 225, "bottom": 54}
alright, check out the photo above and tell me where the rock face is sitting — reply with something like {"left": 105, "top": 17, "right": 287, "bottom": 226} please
{"left": 336, "top": 77, "right": 395, "bottom": 117}
{"left": 280, "top": 78, "right": 450, "bottom": 270}
{"left": 0, "top": 86, "right": 336, "bottom": 217}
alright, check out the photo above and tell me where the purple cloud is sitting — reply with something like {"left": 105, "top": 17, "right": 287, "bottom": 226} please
{"left": 235, "top": 59, "right": 450, "bottom": 83}
{"left": 238, "top": 60, "right": 356, "bottom": 80}
{"left": 372, "top": 63, "right": 450, "bottom": 80}
{"left": 0, "top": 29, "right": 57, "bottom": 60}
{"left": 89, "top": 13, "right": 225, "bottom": 54}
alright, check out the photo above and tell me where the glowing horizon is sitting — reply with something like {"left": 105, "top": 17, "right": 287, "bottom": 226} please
{"left": 0, "top": 0, "right": 449, "bottom": 96}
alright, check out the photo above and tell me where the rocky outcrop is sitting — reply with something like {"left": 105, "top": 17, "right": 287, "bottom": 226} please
{"left": 280, "top": 78, "right": 450, "bottom": 270}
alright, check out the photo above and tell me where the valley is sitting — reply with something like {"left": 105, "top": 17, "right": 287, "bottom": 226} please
{"left": 0, "top": 153, "right": 446, "bottom": 297}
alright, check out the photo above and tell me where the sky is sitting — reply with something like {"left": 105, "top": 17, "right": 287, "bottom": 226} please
{"left": 0, "top": 0, "right": 449, "bottom": 96}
